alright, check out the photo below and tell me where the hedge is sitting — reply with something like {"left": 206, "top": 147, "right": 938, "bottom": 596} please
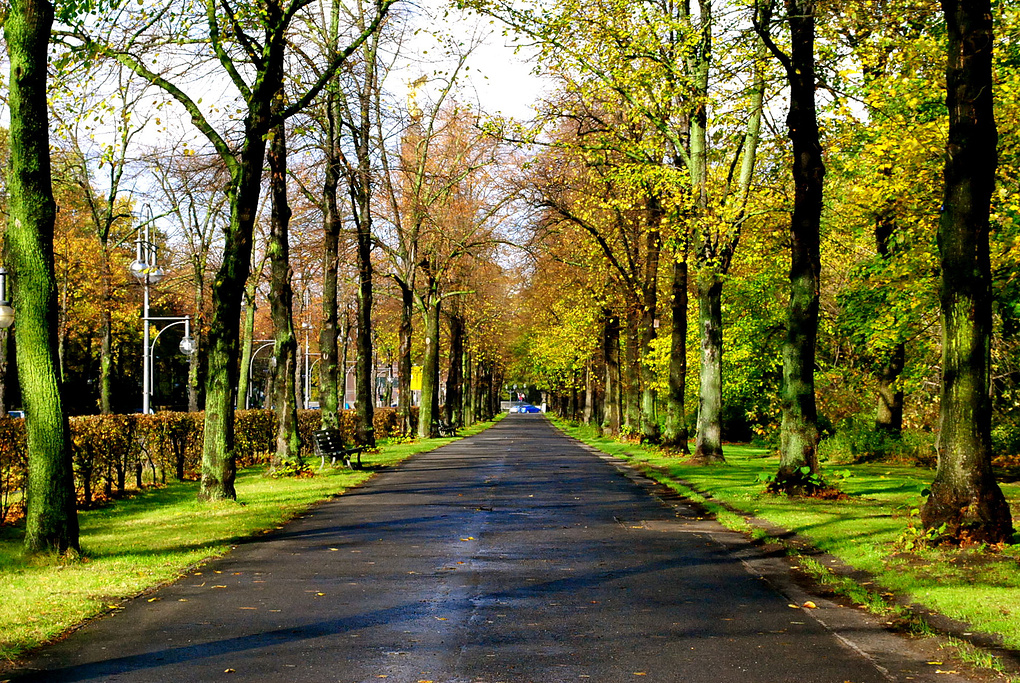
{"left": 0, "top": 406, "right": 411, "bottom": 523}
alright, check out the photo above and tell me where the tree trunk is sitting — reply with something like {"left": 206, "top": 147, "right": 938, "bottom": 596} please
{"left": 236, "top": 287, "right": 256, "bottom": 410}
{"left": 99, "top": 249, "right": 114, "bottom": 415}
{"left": 5, "top": 0, "right": 80, "bottom": 553}
{"left": 772, "top": 0, "right": 824, "bottom": 493}
{"left": 352, "top": 155, "right": 375, "bottom": 447}
{"left": 318, "top": 89, "right": 342, "bottom": 431}
{"left": 418, "top": 292, "right": 441, "bottom": 439}
{"left": 188, "top": 278, "right": 204, "bottom": 412}
{"left": 873, "top": 217, "right": 905, "bottom": 435}
{"left": 602, "top": 309, "right": 622, "bottom": 435}
{"left": 662, "top": 256, "right": 690, "bottom": 451}
{"left": 447, "top": 307, "right": 465, "bottom": 426}
{"left": 921, "top": 0, "right": 1013, "bottom": 543}
{"left": 623, "top": 308, "right": 641, "bottom": 432}
{"left": 267, "top": 122, "right": 301, "bottom": 467}
{"left": 396, "top": 281, "right": 414, "bottom": 435}
{"left": 463, "top": 346, "right": 474, "bottom": 426}
{"left": 199, "top": 42, "right": 282, "bottom": 502}
{"left": 694, "top": 271, "right": 725, "bottom": 462}
{"left": 639, "top": 209, "right": 661, "bottom": 442}
{"left": 875, "top": 345, "right": 905, "bottom": 435}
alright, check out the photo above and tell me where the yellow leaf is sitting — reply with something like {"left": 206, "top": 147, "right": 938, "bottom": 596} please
{"left": 803, "top": 601, "right": 817, "bottom": 609}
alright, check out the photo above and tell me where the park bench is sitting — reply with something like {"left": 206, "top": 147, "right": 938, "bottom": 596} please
{"left": 312, "top": 428, "right": 367, "bottom": 469}
{"left": 437, "top": 419, "right": 458, "bottom": 437}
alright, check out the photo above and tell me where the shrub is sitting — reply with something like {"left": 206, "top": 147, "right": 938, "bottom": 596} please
{"left": 0, "top": 418, "right": 26, "bottom": 524}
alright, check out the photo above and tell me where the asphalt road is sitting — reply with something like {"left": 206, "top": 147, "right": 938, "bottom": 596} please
{"left": 9, "top": 415, "right": 971, "bottom": 683}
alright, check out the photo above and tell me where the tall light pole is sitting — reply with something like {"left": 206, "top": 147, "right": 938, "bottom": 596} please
{"left": 130, "top": 207, "right": 195, "bottom": 413}
{"left": 0, "top": 268, "right": 15, "bottom": 330}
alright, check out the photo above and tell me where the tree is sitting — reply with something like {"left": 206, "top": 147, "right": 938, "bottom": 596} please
{"left": 76, "top": 0, "right": 394, "bottom": 499}
{"left": 267, "top": 120, "right": 302, "bottom": 467}
{"left": 756, "top": 0, "right": 825, "bottom": 493}
{"left": 921, "top": 0, "right": 1013, "bottom": 543}
{"left": 4, "top": 0, "right": 79, "bottom": 553}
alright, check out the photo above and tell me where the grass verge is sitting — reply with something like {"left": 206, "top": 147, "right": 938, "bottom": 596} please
{"left": 0, "top": 419, "right": 498, "bottom": 663}
{"left": 552, "top": 419, "right": 1020, "bottom": 659}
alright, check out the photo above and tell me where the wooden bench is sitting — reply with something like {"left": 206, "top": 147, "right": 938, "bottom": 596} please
{"left": 311, "top": 428, "right": 367, "bottom": 469}
{"left": 437, "top": 420, "right": 458, "bottom": 437}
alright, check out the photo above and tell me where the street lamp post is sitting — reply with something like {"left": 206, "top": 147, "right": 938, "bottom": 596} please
{"left": 0, "top": 268, "right": 15, "bottom": 329}
{"left": 130, "top": 208, "right": 195, "bottom": 413}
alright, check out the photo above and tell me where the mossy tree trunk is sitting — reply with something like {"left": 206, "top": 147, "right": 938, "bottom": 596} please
{"left": 694, "top": 271, "right": 725, "bottom": 462}
{"left": 662, "top": 255, "right": 690, "bottom": 451}
{"left": 921, "top": 0, "right": 1013, "bottom": 544}
{"left": 5, "top": 0, "right": 80, "bottom": 554}
{"left": 236, "top": 285, "right": 257, "bottom": 410}
{"left": 268, "top": 122, "right": 301, "bottom": 467}
{"left": 759, "top": 0, "right": 825, "bottom": 493}
{"left": 318, "top": 84, "right": 343, "bottom": 431}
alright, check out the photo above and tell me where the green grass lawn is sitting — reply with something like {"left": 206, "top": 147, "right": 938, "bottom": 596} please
{"left": 553, "top": 419, "right": 1020, "bottom": 655}
{"left": 0, "top": 419, "right": 498, "bottom": 663}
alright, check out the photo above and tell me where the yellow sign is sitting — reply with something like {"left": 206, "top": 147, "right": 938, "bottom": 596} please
{"left": 410, "top": 365, "right": 422, "bottom": 392}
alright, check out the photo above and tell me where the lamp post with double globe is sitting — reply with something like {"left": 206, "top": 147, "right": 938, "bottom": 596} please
{"left": 130, "top": 209, "right": 196, "bottom": 413}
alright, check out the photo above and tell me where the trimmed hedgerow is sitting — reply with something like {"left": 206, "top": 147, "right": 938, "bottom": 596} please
{"left": 0, "top": 407, "right": 407, "bottom": 523}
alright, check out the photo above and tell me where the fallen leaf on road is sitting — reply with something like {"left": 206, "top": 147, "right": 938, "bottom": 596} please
{"left": 147, "top": 598, "right": 161, "bottom": 603}
{"left": 633, "top": 673, "right": 647, "bottom": 676}
{"left": 935, "top": 671, "right": 959, "bottom": 675}
{"left": 803, "top": 601, "right": 817, "bottom": 609}
{"left": 224, "top": 669, "right": 235, "bottom": 674}
{"left": 928, "top": 662, "right": 943, "bottom": 665}
{"left": 329, "top": 548, "right": 340, "bottom": 551}
{"left": 212, "top": 585, "right": 227, "bottom": 589}
{"left": 436, "top": 617, "right": 448, "bottom": 621}
{"left": 787, "top": 604, "right": 800, "bottom": 609}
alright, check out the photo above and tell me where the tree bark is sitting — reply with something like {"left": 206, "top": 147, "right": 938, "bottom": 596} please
{"left": 198, "top": 6, "right": 285, "bottom": 501}
{"left": 417, "top": 292, "right": 442, "bottom": 439}
{"left": 694, "top": 272, "right": 725, "bottom": 462}
{"left": 623, "top": 308, "right": 641, "bottom": 432}
{"left": 662, "top": 256, "right": 690, "bottom": 451}
{"left": 267, "top": 122, "right": 301, "bottom": 467}
{"left": 352, "top": 85, "right": 376, "bottom": 449}
{"left": 446, "top": 307, "right": 465, "bottom": 426}
{"left": 639, "top": 207, "right": 661, "bottom": 443}
{"left": 921, "top": 0, "right": 1013, "bottom": 543}
{"left": 873, "top": 217, "right": 905, "bottom": 435}
{"left": 397, "top": 282, "right": 414, "bottom": 435}
{"left": 5, "top": 0, "right": 80, "bottom": 553}
{"left": 602, "top": 309, "right": 622, "bottom": 435}
{"left": 770, "top": 0, "right": 825, "bottom": 493}
{"left": 236, "top": 286, "right": 256, "bottom": 410}
{"left": 318, "top": 86, "right": 343, "bottom": 431}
